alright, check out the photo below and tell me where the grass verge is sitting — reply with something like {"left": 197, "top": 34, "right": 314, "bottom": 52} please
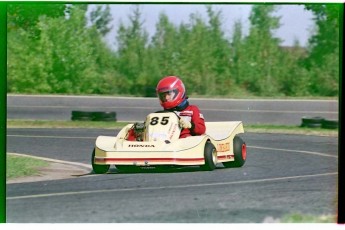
{"left": 7, "top": 154, "right": 49, "bottom": 180}
{"left": 7, "top": 119, "right": 338, "bottom": 136}
{"left": 281, "top": 213, "right": 336, "bottom": 223}
{"left": 245, "top": 124, "right": 338, "bottom": 137}
{"left": 7, "top": 119, "right": 129, "bottom": 129}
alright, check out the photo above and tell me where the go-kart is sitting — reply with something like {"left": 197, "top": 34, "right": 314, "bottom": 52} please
{"left": 91, "top": 111, "right": 246, "bottom": 173}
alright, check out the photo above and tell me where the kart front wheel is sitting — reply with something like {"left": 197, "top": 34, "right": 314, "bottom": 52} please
{"left": 201, "top": 141, "right": 217, "bottom": 171}
{"left": 223, "top": 136, "right": 246, "bottom": 168}
{"left": 91, "top": 148, "right": 110, "bottom": 174}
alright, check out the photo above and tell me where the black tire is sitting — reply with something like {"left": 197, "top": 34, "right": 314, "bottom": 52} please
{"left": 321, "top": 119, "right": 338, "bottom": 129}
{"left": 72, "top": 116, "right": 93, "bottom": 121}
{"left": 200, "top": 141, "right": 217, "bottom": 171}
{"left": 92, "top": 112, "right": 117, "bottom": 121}
{"left": 301, "top": 116, "right": 324, "bottom": 128}
{"left": 91, "top": 148, "right": 110, "bottom": 174}
{"left": 72, "top": 111, "right": 93, "bottom": 121}
{"left": 223, "top": 136, "right": 247, "bottom": 168}
{"left": 72, "top": 111, "right": 116, "bottom": 122}
{"left": 72, "top": 111, "right": 93, "bottom": 117}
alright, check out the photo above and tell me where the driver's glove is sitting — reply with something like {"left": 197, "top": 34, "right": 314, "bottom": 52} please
{"left": 179, "top": 118, "right": 192, "bottom": 129}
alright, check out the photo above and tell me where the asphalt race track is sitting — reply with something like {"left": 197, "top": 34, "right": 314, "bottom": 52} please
{"left": 6, "top": 95, "right": 339, "bottom": 223}
{"left": 6, "top": 95, "right": 338, "bottom": 223}
{"left": 7, "top": 94, "right": 338, "bottom": 125}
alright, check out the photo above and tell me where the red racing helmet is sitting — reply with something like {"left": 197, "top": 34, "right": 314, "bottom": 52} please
{"left": 156, "top": 76, "right": 186, "bottom": 109}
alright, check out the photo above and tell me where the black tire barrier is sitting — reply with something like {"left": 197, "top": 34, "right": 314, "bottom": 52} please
{"left": 301, "top": 116, "right": 338, "bottom": 129}
{"left": 301, "top": 116, "right": 324, "bottom": 128}
{"left": 71, "top": 111, "right": 116, "bottom": 122}
{"left": 71, "top": 111, "right": 93, "bottom": 121}
{"left": 321, "top": 119, "right": 338, "bottom": 129}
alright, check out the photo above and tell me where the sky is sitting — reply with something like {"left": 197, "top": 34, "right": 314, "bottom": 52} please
{"left": 94, "top": 4, "right": 316, "bottom": 49}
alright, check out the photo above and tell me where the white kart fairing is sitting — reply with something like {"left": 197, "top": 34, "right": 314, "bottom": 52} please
{"left": 144, "top": 112, "right": 181, "bottom": 142}
{"left": 94, "top": 112, "right": 244, "bottom": 166}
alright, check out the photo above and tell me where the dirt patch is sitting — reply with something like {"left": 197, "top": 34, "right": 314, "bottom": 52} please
{"left": 7, "top": 162, "right": 92, "bottom": 184}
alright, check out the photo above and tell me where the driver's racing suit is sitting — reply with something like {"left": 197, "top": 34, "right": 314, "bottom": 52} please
{"left": 174, "top": 104, "right": 206, "bottom": 138}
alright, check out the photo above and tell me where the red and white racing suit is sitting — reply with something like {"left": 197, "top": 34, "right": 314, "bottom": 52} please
{"left": 175, "top": 104, "right": 206, "bottom": 138}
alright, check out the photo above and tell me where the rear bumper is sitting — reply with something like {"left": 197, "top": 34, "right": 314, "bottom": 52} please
{"left": 94, "top": 147, "right": 205, "bottom": 166}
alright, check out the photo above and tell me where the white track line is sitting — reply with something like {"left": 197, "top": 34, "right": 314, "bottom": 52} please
{"left": 7, "top": 134, "right": 95, "bottom": 139}
{"left": 7, "top": 172, "right": 337, "bottom": 200}
{"left": 8, "top": 94, "right": 338, "bottom": 102}
{"left": 8, "top": 105, "right": 337, "bottom": 114}
{"left": 248, "top": 145, "right": 338, "bottom": 158}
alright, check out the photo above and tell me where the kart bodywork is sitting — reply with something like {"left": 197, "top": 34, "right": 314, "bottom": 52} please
{"left": 92, "top": 112, "right": 246, "bottom": 173}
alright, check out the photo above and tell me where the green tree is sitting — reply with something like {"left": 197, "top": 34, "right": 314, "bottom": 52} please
{"left": 7, "top": 28, "right": 52, "bottom": 93}
{"left": 304, "top": 4, "right": 340, "bottom": 66}
{"left": 8, "top": 3, "right": 339, "bottom": 97}
{"left": 176, "top": 12, "right": 212, "bottom": 95}
{"left": 276, "top": 43, "right": 310, "bottom": 96}
{"left": 160, "top": 6, "right": 232, "bottom": 96}
{"left": 303, "top": 4, "right": 340, "bottom": 96}
{"left": 238, "top": 4, "right": 282, "bottom": 96}
{"left": 115, "top": 5, "right": 150, "bottom": 95}
{"left": 7, "top": 3, "right": 67, "bottom": 38}
{"left": 151, "top": 13, "right": 181, "bottom": 76}
{"left": 89, "top": 4, "right": 113, "bottom": 36}
{"left": 8, "top": 5, "right": 117, "bottom": 94}
{"left": 229, "top": 19, "right": 251, "bottom": 95}
{"left": 205, "top": 5, "right": 233, "bottom": 95}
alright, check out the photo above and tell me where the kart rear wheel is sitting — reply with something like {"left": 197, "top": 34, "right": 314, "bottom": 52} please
{"left": 91, "top": 148, "right": 110, "bottom": 174}
{"left": 223, "top": 136, "right": 246, "bottom": 168}
{"left": 200, "top": 141, "right": 217, "bottom": 171}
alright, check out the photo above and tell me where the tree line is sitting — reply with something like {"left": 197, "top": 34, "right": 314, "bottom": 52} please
{"left": 7, "top": 4, "right": 341, "bottom": 97}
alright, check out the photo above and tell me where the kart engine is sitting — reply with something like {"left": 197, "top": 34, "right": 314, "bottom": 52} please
{"left": 133, "top": 122, "right": 145, "bottom": 141}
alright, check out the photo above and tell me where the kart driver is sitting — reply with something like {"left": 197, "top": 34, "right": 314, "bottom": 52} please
{"left": 156, "top": 76, "right": 206, "bottom": 138}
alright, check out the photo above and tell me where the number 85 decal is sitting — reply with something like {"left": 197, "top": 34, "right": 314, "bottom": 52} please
{"left": 150, "top": 116, "right": 170, "bottom": 125}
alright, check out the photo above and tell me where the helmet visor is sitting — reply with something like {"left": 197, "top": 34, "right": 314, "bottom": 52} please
{"left": 158, "top": 89, "right": 178, "bottom": 102}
